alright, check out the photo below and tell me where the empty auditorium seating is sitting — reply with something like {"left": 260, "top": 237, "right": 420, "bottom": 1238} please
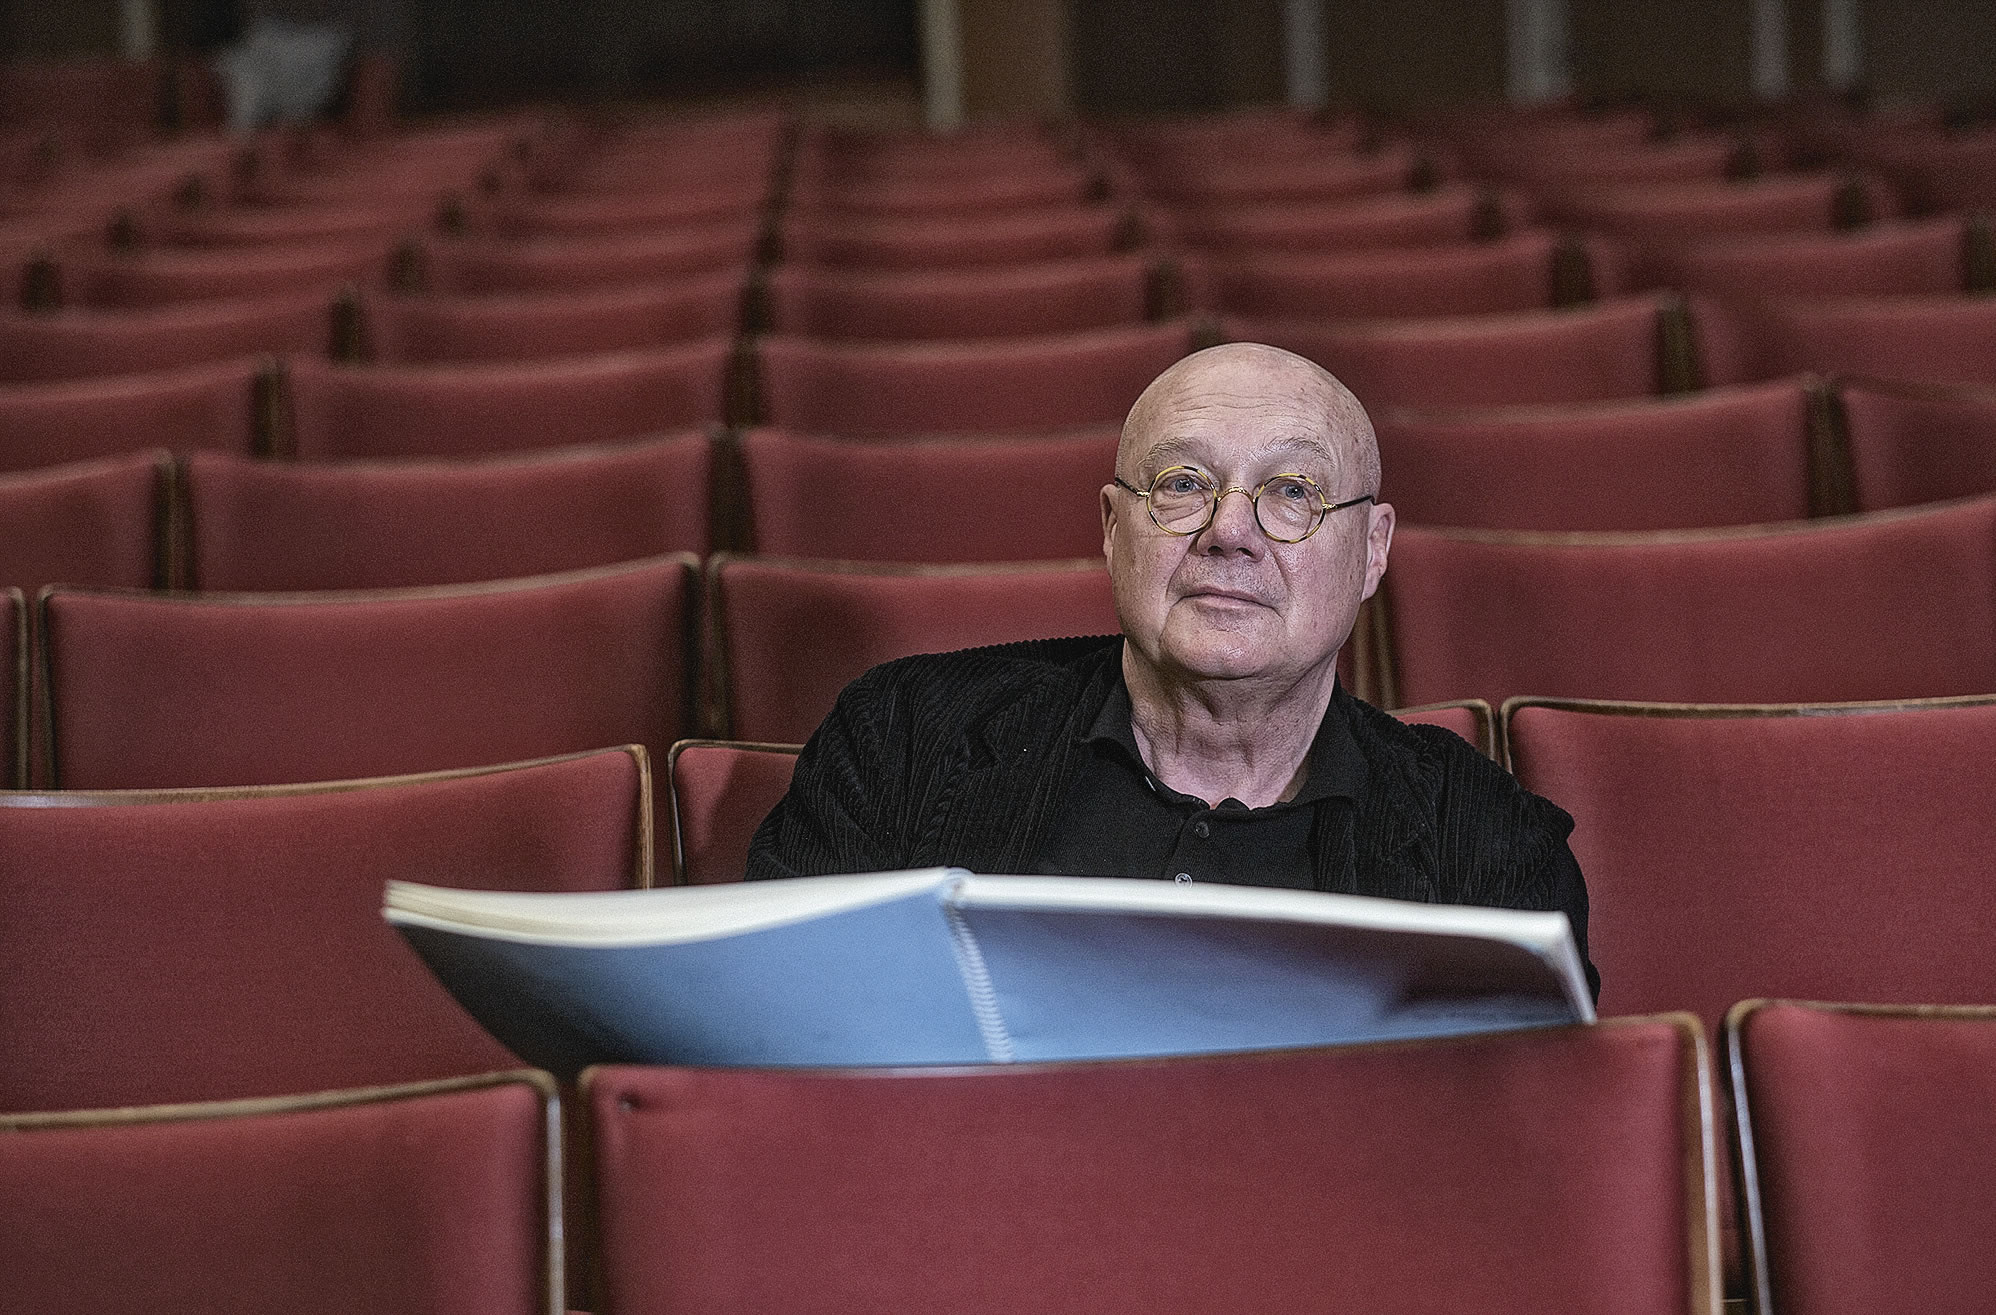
{"left": 665, "top": 738, "right": 799, "bottom": 884}
{"left": 1727, "top": 1001, "right": 1996, "bottom": 1315}
{"left": 588, "top": 1015, "right": 1719, "bottom": 1315}
{"left": 1376, "top": 496, "right": 1996, "bottom": 709}
{"left": 1838, "top": 377, "right": 1996, "bottom": 510}
{"left": 0, "top": 1072, "right": 559, "bottom": 1315}
{"left": 39, "top": 556, "right": 697, "bottom": 789}
{"left": 788, "top": 167, "right": 1099, "bottom": 217}
{"left": 1638, "top": 215, "right": 1975, "bottom": 299}
{"left": 0, "top": 357, "right": 262, "bottom": 470}
{"left": 1538, "top": 173, "right": 1889, "bottom": 242}
{"left": 483, "top": 181, "right": 768, "bottom": 237}
{"left": 63, "top": 238, "right": 400, "bottom": 308}
{"left": 360, "top": 274, "right": 746, "bottom": 362}
{"left": 1372, "top": 379, "right": 1817, "bottom": 531}
{"left": 1158, "top": 185, "right": 1521, "bottom": 254}
{"left": 0, "top": 450, "right": 169, "bottom": 594}
{"left": 416, "top": 227, "right": 759, "bottom": 294}
{"left": 1225, "top": 295, "right": 1683, "bottom": 409}
{"left": 707, "top": 555, "right": 1118, "bottom": 741}
{"left": 751, "top": 321, "right": 1194, "bottom": 434}
{"left": 0, "top": 746, "right": 647, "bottom": 1111}
{"left": 737, "top": 426, "right": 1116, "bottom": 562}
{"left": 184, "top": 434, "right": 711, "bottom": 589}
{"left": 1504, "top": 696, "right": 1996, "bottom": 1036}
{"left": 0, "top": 293, "right": 334, "bottom": 383}
{"left": 761, "top": 254, "right": 1156, "bottom": 340}
{"left": 1183, "top": 232, "right": 1609, "bottom": 320}
{"left": 281, "top": 343, "right": 730, "bottom": 458}
{"left": 149, "top": 196, "right": 435, "bottom": 248}
{"left": 1693, "top": 293, "right": 1996, "bottom": 389}
{"left": 775, "top": 206, "right": 1129, "bottom": 269}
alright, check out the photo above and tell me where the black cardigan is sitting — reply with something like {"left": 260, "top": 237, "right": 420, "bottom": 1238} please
{"left": 749, "top": 635, "right": 1596, "bottom": 995}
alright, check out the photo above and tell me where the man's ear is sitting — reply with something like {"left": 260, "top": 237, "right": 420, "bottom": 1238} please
{"left": 1360, "top": 500, "right": 1395, "bottom": 601}
{"left": 1100, "top": 483, "right": 1120, "bottom": 560}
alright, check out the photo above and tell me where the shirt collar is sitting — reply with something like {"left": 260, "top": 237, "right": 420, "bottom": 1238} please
{"left": 1081, "top": 656, "right": 1368, "bottom": 808}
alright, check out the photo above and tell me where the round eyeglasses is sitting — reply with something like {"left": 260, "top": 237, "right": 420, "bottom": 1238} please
{"left": 1113, "top": 465, "right": 1375, "bottom": 543}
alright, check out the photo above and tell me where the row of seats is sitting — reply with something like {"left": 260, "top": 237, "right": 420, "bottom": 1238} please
{"left": 20, "top": 1004, "right": 1989, "bottom": 1314}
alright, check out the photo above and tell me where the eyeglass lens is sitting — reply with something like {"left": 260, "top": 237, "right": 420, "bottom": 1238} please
{"left": 1147, "top": 468, "right": 1324, "bottom": 542}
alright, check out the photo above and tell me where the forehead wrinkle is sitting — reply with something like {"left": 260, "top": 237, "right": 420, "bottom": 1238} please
{"left": 1139, "top": 432, "right": 1342, "bottom": 477}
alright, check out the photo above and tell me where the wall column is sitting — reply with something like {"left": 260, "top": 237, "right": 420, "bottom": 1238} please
{"left": 1750, "top": 0, "right": 1788, "bottom": 98}
{"left": 919, "top": 0, "right": 965, "bottom": 132}
{"left": 1821, "top": 0, "right": 1860, "bottom": 90}
{"left": 1506, "top": 0, "right": 1571, "bottom": 102}
{"left": 1283, "top": 0, "right": 1328, "bottom": 108}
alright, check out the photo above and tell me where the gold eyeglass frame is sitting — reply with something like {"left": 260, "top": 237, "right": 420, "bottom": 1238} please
{"left": 1113, "top": 465, "right": 1375, "bottom": 544}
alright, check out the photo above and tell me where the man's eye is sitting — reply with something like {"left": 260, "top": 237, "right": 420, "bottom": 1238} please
{"left": 1159, "top": 473, "right": 1208, "bottom": 496}
{"left": 1271, "top": 479, "right": 1315, "bottom": 502}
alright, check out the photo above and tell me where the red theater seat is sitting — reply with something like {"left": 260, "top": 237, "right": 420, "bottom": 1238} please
{"left": 752, "top": 321, "right": 1194, "bottom": 435}
{"left": 787, "top": 168, "right": 1098, "bottom": 217}
{"left": 1391, "top": 699, "right": 1496, "bottom": 758}
{"left": 665, "top": 738, "right": 799, "bottom": 885}
{"left": 0, "top": 294, "right": 333, "bottom": 383}
{"left": 484, "top": 183, "right": 767, "bottom": 237}
{"left": 1693, "top": 293, "right": 1996, "bottom": 389}
{"left": 1160, "top": 186, "right": 1523, "bottom": 254}
{"left": 1838, "top": 377, "right": 1996, "bottom": 510}
{"left": 1373, "top": 379, "right": 1816, "bottom": 531}
{"left": 0, "top": 1073, "right": 558, "bottom": 1315}
{"left": 65, "top": 238, "right": 398, "bottom": 308}
{"left": 0, "top": 357, "right": 260, "bottom": 471}
{"left": 1639, "top": 215, "right": 1972, "bottom": 299}
{"left": 0, "top": 748, "right": 646, "bottom": 1111}
{"left": 588, "top": 1016, "right": 1719, "bottom": 1315}
{"left": 1377, "top": 497, "right": 1996, "bottom": 710}
{"left": 1, "top": 587, "right": 19, "bottom": 787}
{"left": 1727, "top": 1001, "right": 1996, "bottom": 1315}
{"left": 149, "top": 197, "right": 433, "bottom": 248}
{"left": 39, "top": 557, "right": 696, "bottom": 790}
{"left": 1226, "top": 295, "right": 1675, "bottom": 409}
{"left": 1144, "top": 148, "right": 1424, "bottom": 208}
{"left": 361, "top": 274, "right": 746, "bottom": 362}
{"left": 707, "top": 555, "right": 1119, "bottom": 742}
{"left": 1183, "top": 232, "right": 1609, "bottom": 320}
{"left": 0, "top": 450, "right": 168, "bottom": 594}
{"left": 738, "top": 426, "right": 1116, "bottom": 562}
{"left": 282, "top": 342, "right": 730, "bottom": 458}
{"left": 776, "top": 206, "right": 1128, "bottom": 269}
{"left": 1539, "top": 173, "right": 1891, "bottom": 242}
{"left": 762, "top": 254, "right": 1154, "bottom": 340}
{"left": 418, "top": 227, "right": 759, "bottom": 294}
{"left": 185, "top": 434, "right": 710, "bottom": 590}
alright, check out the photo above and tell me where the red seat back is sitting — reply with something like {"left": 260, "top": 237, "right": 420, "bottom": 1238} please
{"left": 68, "top": 239, "right": 396, "bottom": 308}
{"left": 186, "top": 435, "right": 711, "bottom": 589}
{"left": 753, "top": 322, "right": 1194, "bottom": 435}
{"left": 419, "top": 228, "right": 760, "bottom": 294}
{"left": 41, "top": 557, "right": 696, "bottom": 789}
{"left": 588, "top": 1016, "right": 1718, "bottom": 1315}
{"left": 1390, "top": 699, "right": 1496, "bottom": 758}
{"left": 284, "top": 344, "right": 730, "bottom": 458}
{"left": 1642, "top": 216, "right": 1969, "bottom": 299}
{"left": 739, "top": 426, "right": 1116, "bottom": 562}
{"left": 1839, "top": 377, "right": 1996, "bottom": 510}
{"left": 1224, "top": 296, "right": 1669, "bottom": 409}
{"left": 362, "top": 275, "right": 747, "bottom": 363}
{"left": 777, "top": 206, "right": 1127, "bottom": 269}
{"left": 0, "top": 358, "right": 260, "bottom": 471}
{"left": 763, "top": 255, "right": 1154, "bottom": 340}
{"left": 1381, "top": 498, "right": 1996, "bottom": 709}
{"left": 2, "top": 587, "right": 19, "bottom": 788}
{"left": 1374, "top": 380, "right": 1815, "bottom": 531}
{"left": 0, "top": 295, "right": 333, "bottom": 384}
{"left": 666, "top": 739, "right": 800, "bottom": 885}
{"left": 1505, "top": 697, "right": 1996, "bottom": 1038}
{"left": 709, "top": 555, "right": 1119, "bottom": 742}
{"left": 1693, "top": 293, "right": 1996, "bottom": 388}
{"left": 0, "top": 747, "right": 647, "bottom": 1111}
{"left": 1728, "top": 1001, "right": 1996, "bottom": 1315}
{"left": 0, "top": 1073, "right": 558, "bottom": 1315}
{"left": 1162, "top": 186, "right": 1519, "bottom": 254}
{"left": 0, "top": 451, "right": 168, "bottom": 594}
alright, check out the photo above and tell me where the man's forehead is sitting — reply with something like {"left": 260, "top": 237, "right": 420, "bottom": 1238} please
{"left": 1137, "top": 429, "right": 1344, "bottom": 473}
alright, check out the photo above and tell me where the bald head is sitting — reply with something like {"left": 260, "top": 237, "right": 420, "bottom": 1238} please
{"left": 1119, "top": 342, "right": 1380, "bottom": 497}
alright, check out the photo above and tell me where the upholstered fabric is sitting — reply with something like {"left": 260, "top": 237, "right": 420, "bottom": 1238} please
{"left": 364, "top": 274, "right": 748, "bottom": 362}
{"left": 486, "top": 182, "right": 767, "bottom": 237}
{"left": 1146, "top": 148, "right": 1419, "bottom": 206}
{"left": 1731, "top": 1003, "right": 1996, "bottom": 1315}
{"left": 1162, "top": 186, "right": 1521, "bottom": 254}
{"left": 667, "top": 740, "right": 800, "bottom": 885}
{"left": 186, "top": 434, "right": 711, "bottom": 589}
{"left": 713, "top": 557, "right": 1118, "bottom": 742}
{"left": 42, "top": 556, "right": 696, "bottom": 789}
{"left": 589, "top": 1017, "right": 1711, "bottom": 1315}
{"left": 1383, "top": 496, "right": 1996, "bottom": 708}
{"left": 0, "top": 1076, "right": 553, "bottom": 1314}
{"left": 1, "top": 587, "right": 19, "bottom": 789}
{"left": 0, "top": 450, "right": 166, "bottom": 593}
{"left": 1374, "top": 379, "right": 1814, "bottom": 531}
{"left": 0, "top": 357, "right": 259, "bottom": 470}
{"left": 788, "top": 168, "right": 1096, "bottom": 216}
{"left": 1642, "top": 216, "right": 1968, "bottom": 299}
{"left": 1227, "top": 295, "right": 1666, "bottom": 409}
{"left": 420, "top": 226, "right": 759, "bottom": 294}
{"left": 739, "top": 426, "right": 1116, "bottom": 562}
{"left": 0, "top": 294, "right": 333, "bottom": 383}
{"left": 1840, "top": 377, "right": 1996, "bottom": 510}
{"left": 1693, "top": 292, "right": 1996, "bottom": 388}
{"left": 754, "top": 321, "right": 1194, "bottom": 434}
{"left": 1540, "top": 173, "right": 1893, "bottom": 241}
{"left": 777, "top": 206, "right": 1126, "bottom": 269}
{"left": 284, "top": 343, "right": 730, "bottom": 458}
{"left": 763, "top": 254, "right": 1153, "bottom": 340}
{"left": 0, "top": 748, "right": 645, "bottom": 1111}
{"left": 68, "top": 237, "right": 396, "bottom": 308}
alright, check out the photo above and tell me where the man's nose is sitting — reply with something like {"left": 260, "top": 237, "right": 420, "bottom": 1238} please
{"left": 1200, "top": 486, "right": 1264, "bottom": 552}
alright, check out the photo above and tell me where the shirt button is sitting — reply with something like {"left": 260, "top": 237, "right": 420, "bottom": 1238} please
{"left": 1173, "top": 872, "right": 1192, "bottom": 883}
{"left": 1192, "top": 820, "right": 1211, "bottom": 839}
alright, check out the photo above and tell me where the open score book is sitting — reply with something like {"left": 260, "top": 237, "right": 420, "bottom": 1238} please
{"left": 386, "top": 869, "right": 1595, "bottom": 1073}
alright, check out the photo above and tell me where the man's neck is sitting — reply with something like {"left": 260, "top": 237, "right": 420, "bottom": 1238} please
{"left": 1121, "top": 648, "right": 1341, "bottom": 809}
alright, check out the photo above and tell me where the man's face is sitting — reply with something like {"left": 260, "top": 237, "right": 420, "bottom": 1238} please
{"left": 1102, "top": 353, "right": 1393, "bottom": 692}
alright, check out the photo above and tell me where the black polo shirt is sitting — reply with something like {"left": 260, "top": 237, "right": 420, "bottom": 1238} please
{"left": 1032, "top": 673, "right": 1368, "bottom": 889}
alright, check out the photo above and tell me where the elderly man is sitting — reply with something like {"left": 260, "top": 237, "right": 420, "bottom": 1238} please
{"left": 749, "top": 342, "right": 1595, "bottom": 996}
